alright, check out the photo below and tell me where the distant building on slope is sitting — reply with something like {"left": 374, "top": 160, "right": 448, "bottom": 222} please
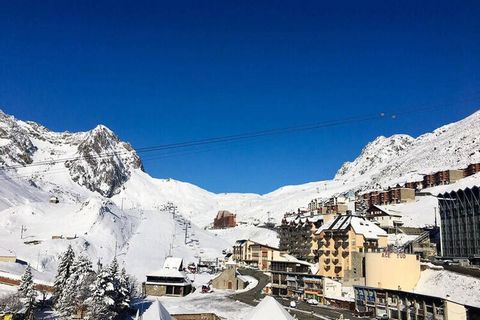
{"left": 213, "top": 210, "right": 237, "bottom": 229}
{"left": 143, "top": 257, "right": 192, "bottom": 297}
{"left": 438, "top": 186, "right": 480, "bottom": 262}
{"left": 423, "top": 169, "right": 464, "bottom": 188}
{"left": 464, "top": 162, "right": 480, "bottom": 177}
{"left": 365, "top": 205, "right": 403, "bottom": 231}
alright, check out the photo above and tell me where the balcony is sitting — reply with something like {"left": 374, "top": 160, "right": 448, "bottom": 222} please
{"left": 324, "top": 258, "right": 331, "bottom": 264}
{"left": 332, "top": 250, "right": 339, "bottom": 257}
{"left": 342, "top": 251, "right": 349, "bottom": 258}
{"left": 325, "top": 250, "right": 331, "bottom": 256}
{"left": 324, "top": 265, "right": 331, "bottom": 271}
{"left": 334, "top": 266, "right": 342, "bottom": 273}
{"left": 333, "top": 259, "right": 339, "bottom": 265}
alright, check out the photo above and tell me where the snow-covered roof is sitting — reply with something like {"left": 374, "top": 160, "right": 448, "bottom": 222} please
{"left": 414, "top": 269, "right": 480, "bottom": 308}
{"left": 316, "top": 215, "right": 387, "bottom": 239}
{"left": 140, "top": 300, "right": 173, "bottom": 320}
{"left": 0, "top": 247, "right": 15, "bottom": 257}
{"left": 163, "top": 257, "right": 183, "bottom": 271}
{"left": 245, "top": 296, "right": 294, "bottom": 320}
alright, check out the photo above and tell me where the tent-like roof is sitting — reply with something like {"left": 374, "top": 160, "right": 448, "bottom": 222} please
{"left": 139, "top": 300, "right": 173, "bottom": 320}
{"left": 245, "top": 296, "right": 294, "bottom": 320}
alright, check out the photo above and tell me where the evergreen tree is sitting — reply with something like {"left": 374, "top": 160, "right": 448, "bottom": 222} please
{"left": 117, "top": 267, "right": 132, "bottom": 312}
{"left": 53, "top": 245, "right": 75, "bottom": 303}
{"left": 85, "top": 265, "right": 116, "bottom": 320}
{"left": 18, "top": 265, "right": 37, "bottom": 317}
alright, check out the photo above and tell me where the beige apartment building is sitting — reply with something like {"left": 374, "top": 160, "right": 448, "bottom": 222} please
{"left": 315, "top": 215, "right": 388, "bottom": 285}
{"left": 364, "top": 252, "right": 421, "bottom": 292}
{"left": 232, "top": 239, "right": 281, "bottom": 271}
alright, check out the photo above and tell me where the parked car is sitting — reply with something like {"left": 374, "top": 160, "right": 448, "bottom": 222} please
{"left": 306, "top": 298, "right": 319, "bottom": 305}
{"left": 289, "top": 301, "right": 297, "bottom": 308}
{"left": 376, "top": 314, "right": 389, "bottom": 320}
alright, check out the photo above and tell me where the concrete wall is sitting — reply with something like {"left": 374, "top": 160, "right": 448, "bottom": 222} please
{"left": 365, "top": 252, "right": 420, "bottom": 291}
{"left": 144, "top": 283, "right": 167, "bottom": 296}
{"left": 444, "top": 300, "right": 467, "bottom": 320}
{"left": 323, "top": 278, "right": 342, "bottom": 299}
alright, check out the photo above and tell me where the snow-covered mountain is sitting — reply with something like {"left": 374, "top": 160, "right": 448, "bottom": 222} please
{"left": 336, "top": 110, "right": 480, "bottom": 188}
{"left": 0, "top": 109, "right": 479, "bottom": 282}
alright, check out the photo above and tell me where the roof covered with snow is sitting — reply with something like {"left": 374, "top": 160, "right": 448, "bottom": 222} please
{"left": 316, "top": 215, "right": 387, "bottom": 239}
{"left": 163, "top": 257, "right": 183, "bottom": 270}
{"left": 415, "top": 268, "right": 480, "bottom": 308}
{"left": 245, "top": 296, "right": 294, "bottom": 320}
{"left": 140, "top": 300, "right": 173, "bottom": 320}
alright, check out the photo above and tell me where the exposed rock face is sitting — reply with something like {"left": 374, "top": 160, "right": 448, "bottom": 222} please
{"left": 335, "top": 110, "right": 480, "bottom": 188}
{"left": 0, "top": 110, "right": 143, "bottom": 198}
{"left": 65, "top": 125, "right": 143, "bottom": 197}
{"left": 0, "top": 112, "right": 38, "bottom": 166}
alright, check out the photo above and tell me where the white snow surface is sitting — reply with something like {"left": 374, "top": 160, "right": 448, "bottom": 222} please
{"left": 0, "top": 109, "right": 480, "bottom": 300}
{"left": 415, "top": 269, "right": 480, "bottom": 308}
{"left": 245, "top": 296, "right": 294, "bottom": 320}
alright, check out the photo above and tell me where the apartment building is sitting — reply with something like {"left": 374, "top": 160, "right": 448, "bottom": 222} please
{"left": 269, "top": 253, "right": 313, "bottom": 298}
{"left": 465, "top": 163, "right": 480, "bottom": 177}
{"left": 308, "top": 196, "right": 350, "bottom": 215}
{"left": 315, "top": 215, "right": 388, "bottom": 285}
{"left": 213, "top": 210, "right": 237, "bottom": 229}
{"left": 438, "top": 186, "right": 480, "bottom": 260}
{"left": 278, "top": 214, "right": 324, "bottom": 263}
{"left": 423, "top": 169, "right": 464, "bottom": 188}
{"left": 232, "top": 239, "right": 281, "bottom": 271}
{"left": 365, "top": 205, "right": 403, "bottom": 231}
{"left": 354, "top": 286, "right": 479, "bottom": 320}
{"left": 361, "top": 187, "right": 416, "bottom": 208}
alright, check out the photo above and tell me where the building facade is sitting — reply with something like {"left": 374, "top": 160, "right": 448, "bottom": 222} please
{"left": 438, "top": 186, "right": 480, "bottom": 259}
{"left": 315, "top": 215, "right": 388, "bottom": 285}
{"left": 423, "top": 170, "right": 464, "bottom": 188}
{"left": 354, "top": 286, "right": 480, "bottom": 320}
{"left": 464, "top": 163, "right": 480, "bottom": 177}
{"left": 278, "top": 214, "right": 323, "bottom": 262}
{"left": 213, "top": 210, "right": 237, "bottom": 229}
{"left": 232, "top": 239, "right": 281, "bottom": 271}
{"left": 144, "top": 257, "right": 193, "bottom": 297}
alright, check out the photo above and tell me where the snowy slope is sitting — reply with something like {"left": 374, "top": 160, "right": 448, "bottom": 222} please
{"left": 336, "top": 110, "right": 480, "bottom": 188}
{"left": 0, "top": 109, "right": 479, "bottom": 287}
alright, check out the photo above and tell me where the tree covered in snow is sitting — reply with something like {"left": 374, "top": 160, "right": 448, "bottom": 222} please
{"left": 84, "top": 264, "right": 116, "bottom": 320}
{"left": 18, "top": 265, "right": 37, "bottom": 316}
{"left": 56, "top": 255, "right": 95, "bottom": 319}
{"left": 53, "top": 245, "right": 75, "bottom": 303}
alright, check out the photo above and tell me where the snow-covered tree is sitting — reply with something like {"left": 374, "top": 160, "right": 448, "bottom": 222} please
{"left": 56, "top": 254, "right": 96, "bottom": 319}
{"left": 53, "top": 245, "right": 75, "bottom": 303}
{"left": 84, "top": 265, "right": 116, "bottom": 320}
{"left": 18, "top": 265, "right": 37, "bottom": 316}
{"left": 117, "top": 267, "right": 132, "bottom": 311}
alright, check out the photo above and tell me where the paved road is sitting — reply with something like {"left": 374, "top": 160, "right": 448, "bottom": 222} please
{"left": 231, "top": 269, "right": 371, "bottom": 320}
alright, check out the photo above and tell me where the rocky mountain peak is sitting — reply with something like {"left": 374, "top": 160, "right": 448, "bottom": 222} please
{"left": 65, "top": 124, "right": 143, "bottom": 197}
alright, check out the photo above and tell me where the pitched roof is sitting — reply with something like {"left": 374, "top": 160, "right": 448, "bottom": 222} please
{"left": 245, "top": 296, "right": 294, "bottom": 320}
{"left": 316, "top": 215, "right": 387, "bottom": 239}
{"left": 140, "top": 300, "right": 173, "bottom": 320}
{"left": 163, "top": 257, "right": 183, "bottom": 270}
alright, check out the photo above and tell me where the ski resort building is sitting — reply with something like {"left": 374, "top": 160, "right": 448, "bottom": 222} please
{"left": 278, "top": 213, "right": 324, "bottom": 263}
{"left": 354, "top": 286, "right": 480, "bottom": 320}
{"left": 360, "top": 187, "right": 416, "bottom": 208}
{"left": 365, "top": 205, "right": 403, "bottom": 231}
{"left": 212, "top": 210, "right": 237, "bottom": 229}
{"left": 438, "top": 186, "right": 480, "bottom": 261}
{"left": 143, "top": 257, "right": 192, "bottom": 297}
{"left": 269, "top": 253, "right": 313, "bottom": 298}
{"left": 423, "top": 169, "right": 465, "bottom": 188}
{"left": 232, "top": 239, "right": 281, "bottom": 271}
{"left": 315, "top": 215, "right": 388, "bottom": 285}
{"left": 464, "top": 163, "right": 480, "bottom": 177}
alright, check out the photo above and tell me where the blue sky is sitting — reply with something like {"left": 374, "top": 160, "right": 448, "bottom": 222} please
{"left": 1, "top": 1, "right": 479, "bottom": 193}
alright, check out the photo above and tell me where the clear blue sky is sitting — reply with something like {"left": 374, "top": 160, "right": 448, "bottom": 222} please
{"left": 1, "top": 1, "right": 479, "bottom": 193}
